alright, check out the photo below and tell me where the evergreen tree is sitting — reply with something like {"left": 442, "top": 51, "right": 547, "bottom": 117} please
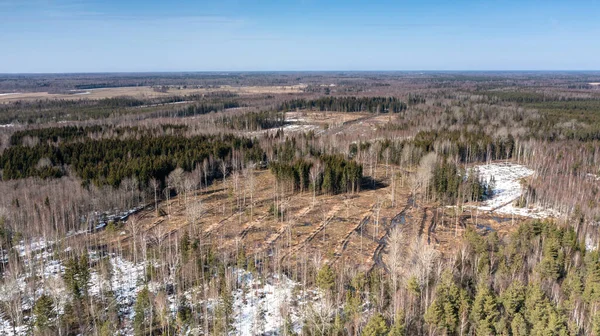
{"left": 316, "top": 264, "right": 336, "bottom": 293}
{"left": 471, "top": 284, "right": 499, "bottom": 336}
{"left": 363, "top": 313, "right": 389, "bottom": 336}
{"left": 33, "top": 294, "right": 54, "bottom": 334}
{"left": 133, "top": 287, "right": 154, "bottom": 336}
{"left": 425, "top": 273, "right": 469, "bottom": 334}
{"left": 389, "top": 310, "right": 406, "bottom": 336}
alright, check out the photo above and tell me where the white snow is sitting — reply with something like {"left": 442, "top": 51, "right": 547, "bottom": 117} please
{"left": 1, "top": 242, "right": 148, "bottom": 336}
{"left": 476, "top": 163, "right": 534, "bottom": 211}
{"left": 0, "top": 93, "right": 21, "bottom": 96}
{"left": 473, "top": 162, "right": 560, "bottom": 218}
{"left": 0, "top": 317, "right": 28, "bottom": 336}
{"left": 281, "top": 124, "right": 319, "bottom": 132}
{"left": 232, "top": 270, "right": 322, "bottom": 335}
{"left": 2, "top": 236, "right": 325, "bottom": 336}
{"left": 586, "top": 235, "right": 598, "bottom": 251}
{"left": 0, "top": 238, "right": 64, "bottom": 335}
{"left": 587, "top": 173, "right": 600, "bottom": 181}
{"left": 89, "top": 254, "right": 146, "bottom": 332}
{"left": 285, "top": 117, "right": 308, "bottom": 123}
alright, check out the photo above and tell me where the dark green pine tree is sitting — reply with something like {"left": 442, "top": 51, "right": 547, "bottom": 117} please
{"left": 363, "top": 313, "right": 389, "bottom": 336}
{"left": 316, "top": 264, "right": 336, "bottom": 293}
{"left": 33, "top": 294, "right": 54, "bottom": 333}
{"left": 471, "top": 284, "right": 499, "bottom": 336}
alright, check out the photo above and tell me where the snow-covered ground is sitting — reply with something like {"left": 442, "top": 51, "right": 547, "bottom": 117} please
{"left": 473, "top": 162, "right": 560, "bottom": 218}
{"left": 233, "top": 270, "right": 322, "bottom": 335}
{"left": 0, "top": 318, "right": 28, "bottom": 336}
{"left": 0, "top": 238, "right": 62, "bottom": 336}
{"left": 90, "top": 254, "right": 148, "bottom": 335}
{"left": 281, "top": 124, "right": 320, "bottom": 133}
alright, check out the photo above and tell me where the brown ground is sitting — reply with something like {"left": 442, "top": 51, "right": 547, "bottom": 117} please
{"left": 0, "top": 85, "right": 305, "bottom": 103}
{"left": 95, "top": 164, "right": 528, "bottom": 273}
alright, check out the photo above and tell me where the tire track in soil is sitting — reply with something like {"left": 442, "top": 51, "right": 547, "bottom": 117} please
{"left": 258, "top": 205, "right": 313, "bottom": 253}
{"left": 370, "top": 196, "right": 414, "bottom": 273}
{"left": 328, "top": 210, "right": 373, "bottom": 266}
{"left": 280, "top": 204, "right": 343, "bottom": 263}
{"left": 239, "top": 213, "right": 270, "bottom": 239}
{"left": 201, "top": 212, "right": 236, "bottom": 239}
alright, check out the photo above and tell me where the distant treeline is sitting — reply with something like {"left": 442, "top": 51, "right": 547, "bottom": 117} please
{"left": 172, "top": 101, "right": 240, "bottom": 118}
{"left": 482, "top": 90, "right": 600, "bottom": 104}
{"left": 0, "top": 134, "right": 263, "bottom": 187}
{"left": 9, "top": 124, "right": 189, "bottom": 145}
{"left": 217, "top": 111, "right": 286, "bottom": 131}
{"left": 481, "top": 91, "right": 600, "bottom": 141}
{"left": 0, "top": 95, "right": 240, "bottom": 124}
{"left": 278, "top": 96, "right": 407, "bottom": 113}
{"left": 412, "top": 130, "right": 515, "bottom": 162}
{"left": 348, "top": 130, "right": 516, "bottom": 167}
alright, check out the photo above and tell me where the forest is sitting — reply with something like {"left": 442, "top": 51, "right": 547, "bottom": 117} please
{"left": 1, "top": 72, "right": 600, "bottom": 336}
{"left": 278, "top": 97, "right": 407, "bottom": 114}
{"left": 0, "top": 133, "right": 262, "bottom": 187}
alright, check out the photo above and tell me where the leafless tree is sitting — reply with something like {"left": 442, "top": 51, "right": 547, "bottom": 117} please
{"left": 411, "top": 152, "right": 437, "bottom": 202}
{"left": 149, "top": 178, "right": 161, "bottom": 216}
{"left": 310, "top": 160, "right": 323, "bottom": 207}
{"left": 408, "top": 237, "right": 439, "bottom": 311}
{"left": 389, "top": 226, "right": 405, "bottom": 317}
{"left": 187, "top": 199, "right": 205, "bottom": 237}
{"left": 127, "top": 215, "right": 141, "bottom": 265}
{"left": 167, "top": 168, "right": 185, "bottom": 205}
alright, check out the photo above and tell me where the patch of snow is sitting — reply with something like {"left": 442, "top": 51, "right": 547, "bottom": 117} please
{"left": 586, "top": 235, "right": 598, "bottom": 251}
{"left": 0, "top": 93, "right": 21, "bottom": 96}
{"left": 233, "top": 270, "right": 322, "bottom": 335}
{"left": 586, "top": 173, "right": 600, "bottom": 181}
{"left": 0, "top": 316, "right": 28, "bottom": 336}
{"left": 281, "top": 124, "right": 319, "bottom": 133}
{"left": 475, "top": 163, "right": 534, "bottom": 211}
{"left": 88, "top": 254, "right": 147, "bottom": 335}
{"left": 111, "top": 256, "right": 146, "bottom": 320}
{"left": 13, "top": 238, "right": 53, "bottom": 258}
{"left": 473, "top": 162, "right": 559, "bottom": 218}
{"left": 286, "top": 117, "right": 307, "bottom": 122}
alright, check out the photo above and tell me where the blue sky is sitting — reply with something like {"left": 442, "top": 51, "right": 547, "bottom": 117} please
{"left": 0, "top": 0, "right": 599, "bottom": 72}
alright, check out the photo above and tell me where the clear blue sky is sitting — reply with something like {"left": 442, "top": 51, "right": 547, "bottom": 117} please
{"left": 1, "top": 0, "right": 599, "bottom": 73}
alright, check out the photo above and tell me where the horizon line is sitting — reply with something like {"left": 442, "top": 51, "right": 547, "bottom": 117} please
{"left": 1, "top": 70, "right": 600, "bottom": 75}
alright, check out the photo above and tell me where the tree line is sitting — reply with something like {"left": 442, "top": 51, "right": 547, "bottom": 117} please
{"left": 270, "top": 154, "right": 363, "bottom": 195}
{"left": 0, "top": 134, "right": 263, "bottom": 188}
{"left": 0, "top": 95, "right": 240, "bottom": 124}
{"left": 216, "top": 110, "right": 286, "bottom": 131}
{"left": 278, "top": 97, "right": 407, "bottom": 113}
{"left": 9, "top": 124, "right": 189, "bottom": 146}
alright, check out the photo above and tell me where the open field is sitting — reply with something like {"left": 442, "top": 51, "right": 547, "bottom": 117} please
{"left": 0, "top": 84, "right": 305, "bottom": 103}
